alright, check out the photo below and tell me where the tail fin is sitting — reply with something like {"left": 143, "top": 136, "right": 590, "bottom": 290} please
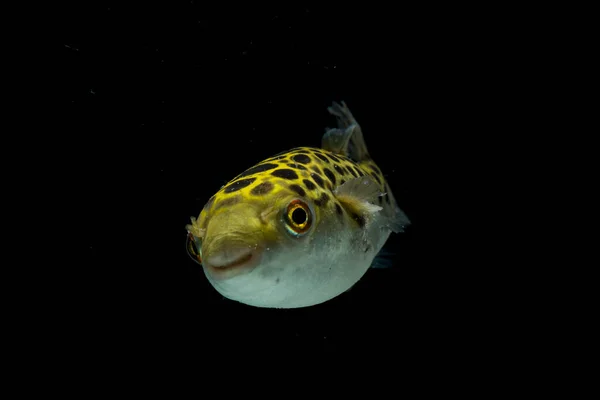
{"left": 322, "top": 101, "right": 371, "bottom": 162}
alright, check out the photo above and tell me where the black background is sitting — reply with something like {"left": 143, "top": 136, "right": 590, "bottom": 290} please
{"left": 50, "top": 3, "right": 516, "bottom": 359}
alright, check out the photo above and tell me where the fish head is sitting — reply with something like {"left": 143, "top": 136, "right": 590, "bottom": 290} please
{"left": 186, "top": 174, "right": 355, "bottom": 308}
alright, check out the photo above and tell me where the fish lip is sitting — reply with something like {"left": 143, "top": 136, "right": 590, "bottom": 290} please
{"left": 202, "top": 246, "right": 263, "bottom": 280}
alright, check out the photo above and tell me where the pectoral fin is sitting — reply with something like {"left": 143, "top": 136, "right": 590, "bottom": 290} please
{"left": 387, "top": 207, "right": 411, "bottom": 233}
{"left": 334, "top": 176, "right": 411, "bottom": 234}
{"left": 334, "top": 177, "right": 383, "bottom": 228}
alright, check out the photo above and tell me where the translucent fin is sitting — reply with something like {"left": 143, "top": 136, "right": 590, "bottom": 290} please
{"left": 322, "top": 101, "right": 371, "bottom": 162}
{"left": 322, "top": 124, "right": 355, "bottom": 156}
{"left": 370, "top": 247, "right": 395, "bottom": 268}
{"left": 388, "top": 207, "right": 411, "bottom": 233}
{"left": 334, "top": 176, "right": 383, "bottom": 228}
{"left": 334, "top": 176, "right": 382, "bottom": 203}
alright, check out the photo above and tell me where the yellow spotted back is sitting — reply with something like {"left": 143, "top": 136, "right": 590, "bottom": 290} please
{"left": 194, "top": 147, "right": 393, "bottom": 233}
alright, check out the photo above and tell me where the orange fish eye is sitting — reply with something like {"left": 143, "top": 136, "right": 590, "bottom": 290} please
{"left": 186, "top": 231, "right": 202, "bottom": 265}
{"left": 284, "top": 199, "right": 312, "bottom": 236}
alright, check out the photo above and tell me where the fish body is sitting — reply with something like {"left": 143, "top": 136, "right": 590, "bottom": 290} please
{"left": 186, "top": 102, "right": 410, "bottom": 308}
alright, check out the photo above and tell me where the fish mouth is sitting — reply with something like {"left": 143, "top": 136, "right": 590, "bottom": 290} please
{"left": 202, "top": 245, "right": 262, "bottom": 280}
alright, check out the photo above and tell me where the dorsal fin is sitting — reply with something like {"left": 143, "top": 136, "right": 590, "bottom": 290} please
{"left": 322, "top": 101, "right": 370, "bottom": 162}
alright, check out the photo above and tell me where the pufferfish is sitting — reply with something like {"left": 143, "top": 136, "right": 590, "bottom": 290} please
{"left": 185, "top": 101, "right": 410, "bottom": 308}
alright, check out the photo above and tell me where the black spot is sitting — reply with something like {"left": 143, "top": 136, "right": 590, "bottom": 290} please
{"left": 310, "top": 165, "right": 321, "bottom": 174}
{"left": 213, "top": 196, "right": 241, "bottom": 210}
{"left": 326, "top": 153, "right": 341, "bottom": 163}
{"left": 323, "top": 168, "right": 336, "bottom": 185}
{"left": 351, "top": 212, "right": 366, "bottom": 228}
{"left": 335, "top": 203, "right": 343, "bottom": 216}
{"left": 292, "top": 154, "right": 311, "bottom": 164}
{"left": 224, "top": 177, "right": 256, "bottom": 193}
{"left": 238, "top": 163, "right": 278, "bottom": 178}
{"left": 251, "top": 181, "right": 274, "bottom": 195}
{"left": 314, "top": 153, "right": 330, "bottom": 163}
{"left": 371, "top": 164, "right": 382, "bottom": 175}
{"left": 314, "top": 192, "right": 330, "bottom": 207}
{"left": 302, "top": 179, "right": 316, "bottom": 190}
{"left": 378, "top": 196, "right": 384, "bottom": 205}
{"left": 271, "top": 169, "right": 299, "bottom": 180}
{"left": 340, "top": 179, "right": 346, "bottom": 185}
{"left": 353, "top": 166, "right": 364, "bottom": 177}
{"left": 364, "top": 244, "right": 371, "bottom": 253}
{"left": 385, "top": 195, "right": 391, "bottom": 205}
{"left": 370, "top": 172, "right": 382, "bottom": 185}
{"left": 347, "top": 166, "right": 358, "bottom": 177}
{"left": 288, "top": 184, "right": 306, "bottom": 197}
{"left": 275, "top": 278, "right": 280, "bottom": 283}
{"left": 310, "top": 173, "right": 326, "bottom": 189}
{"left": 333, "top": 164, "right": 345, "bottom": 175}
{"left": 287, "top": 163, "right": 307, "bottom": 170}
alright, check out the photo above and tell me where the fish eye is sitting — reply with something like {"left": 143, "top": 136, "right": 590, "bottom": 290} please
{"left": 186, "top": 231, "right": 203, "bottom": 265}
{"left": 284, "top": 199, "right": 312, "bottom": 236}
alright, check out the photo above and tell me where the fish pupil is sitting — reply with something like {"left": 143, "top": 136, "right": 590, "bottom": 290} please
{"left": 291, "top": 207, "right": 307, "bottom": 225}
